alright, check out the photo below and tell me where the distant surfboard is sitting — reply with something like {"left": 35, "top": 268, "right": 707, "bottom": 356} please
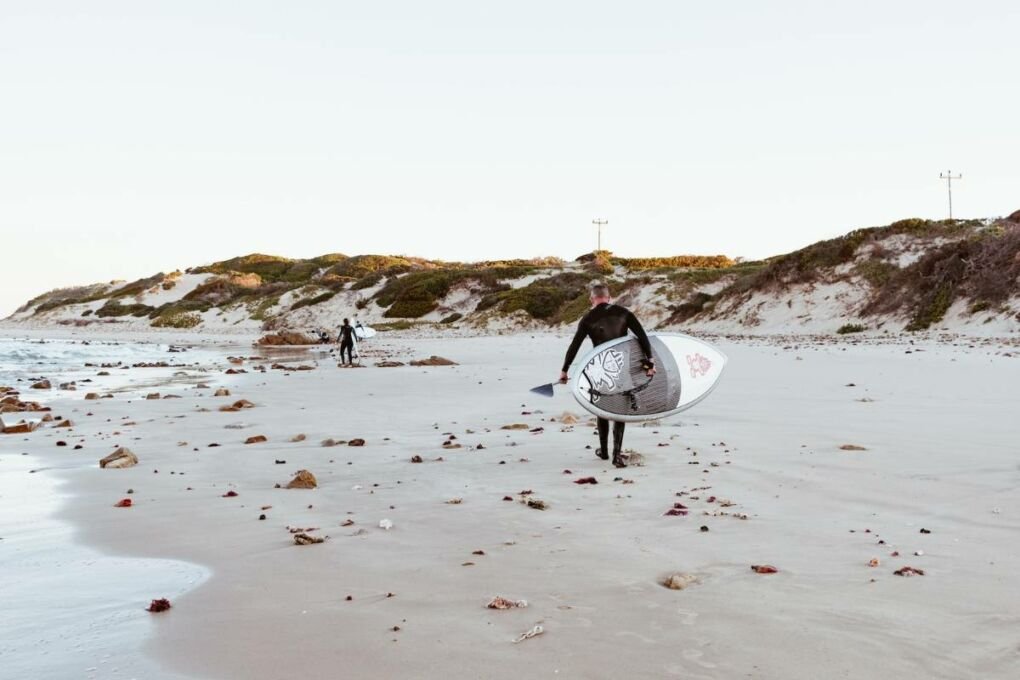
{"left": 354, "top": 324, "right": 376, "bottom": 340}
{"left": 570, "top": 333, "right": 727, "bottom": 422}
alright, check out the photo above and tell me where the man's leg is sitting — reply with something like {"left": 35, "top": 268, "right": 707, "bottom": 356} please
{"left": 612, "top": 421, "right": 627, "bottom": 468}
{"left": 596, "top": 418, "right": 610, "bottom": 460}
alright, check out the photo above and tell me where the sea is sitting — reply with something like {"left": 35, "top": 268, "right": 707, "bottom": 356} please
{"left": 0, "top": 335, "right": 227, "bottom": 679}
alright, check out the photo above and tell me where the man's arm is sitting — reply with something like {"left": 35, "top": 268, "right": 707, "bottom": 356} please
{"left": 625, "top": 310, "right": 654, "bottom": 363}
{"left": 561, "top": 318, "right": 589, "bottom": 374}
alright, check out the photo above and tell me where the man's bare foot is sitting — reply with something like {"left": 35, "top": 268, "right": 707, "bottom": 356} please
{"left": 612, "top": 453, "right": 628, "bottom": 468}
{"left": 595, "top": 447, "right": 609, "bottom": 460}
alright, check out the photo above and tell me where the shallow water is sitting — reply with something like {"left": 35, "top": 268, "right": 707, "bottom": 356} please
{"left": 0, "top": 336, "right": 218, "bottom": 679}
{"left": 0, "top": 450, "right": 209, "bottom": 679}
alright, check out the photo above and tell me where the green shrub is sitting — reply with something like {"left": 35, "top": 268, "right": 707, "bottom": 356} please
{"left": 502, "top": 273, "right": 590, "bottom": 320}
{"left": 854, "top": 260, "right": 898, "bottom": 287}
{"left": 290, "top": 291, "right": 336, "bottom": 311}
{"left": 440, "top": 312, "right": 463, "bottom": 324}
{"left": 385, "top": 298, "right": 438, "bottom": 318}
{"left": 667, "top": 292, "right": 714, "bottom": 324}
{"left": 95, "top": 301, "right": 155, "bottom": 318}
{"left": 152, "top": 312, "right": 202, "bottom": 329}
{"left": 615, "top": 254, "right": 734, "bottom": 270}
{"left": 81, "top": 309, "right": 93, "bottom": 317}
{"left": 836, "top": 323, "right": 866, "bottom": 334}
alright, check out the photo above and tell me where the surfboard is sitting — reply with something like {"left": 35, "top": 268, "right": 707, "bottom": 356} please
{"left": 354, "top": 324, "right": 376, "bottom": 340}
{"left": 570, "top": 333, "right": 727, "bottom": 422}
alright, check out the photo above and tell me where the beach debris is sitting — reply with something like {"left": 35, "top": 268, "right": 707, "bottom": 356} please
{"left": 286, "top": 470, "right": 318, "bottom": 489}
{"left": 445, "top": 498, "right": 463, "bottom": 505}
{"left": 146, "top": 393, "right": 161, "bottom": 400}
{"left": 839, "top": 444, "right": 868, "bottom": 451}
{"left": 574, "top": 477, "right": 598, "bottom": 485}
{"left": 294, "top": 532, "right": 325, "bottom": 545}
{"left": 84, "top": 393, "right": 99, "bottom": 400}
{"left": 558, "top": 412, "right": 580, "bottom": 425}
{"left": 244, "top": 435, "right": 268, "bottom": 445}
{"left": 751, "top": 565, "right": 779, "bottom": 574}
{"left": 914, "top": 550, "right": 924, "bottom": 556}
{"left": 222, "top": 490, "right": 238, "bottom": 498}
{"left": 31, "top": 380, "right": 51, "bottom": 389}
{"left": 868, "top": 558, "right": 881, "bottom": 567}
{"left": 219, "top": 399, "right": 255, "bottom": 413}
{"left": 348, "top": 438, "right": 366, "bottom": 447}
{"left": 275, "top": 459, "right": 286, "bottom": 464}
{"left": 523, "top": 497, "right": 547, "bottom": 511}
{"left": 409, "top": 356, "right": 457, "bottom": 366}
{"left": 114, "top": 498, "right": 133, "bottom": 508}
{"left": 410, "top": 455, "right": 423, "bottom": 463}
{"left": 662, "top": 572, "right": 700, "bottom": 590}
{"left": 289, "top": 434, "right": 306, "bottom": 442}
{"left": 664, "top": 503, "right": 689, "bottom": 517}
{"left": 100, "top": 447, "right": 138, "bottom": 469}
{"left": 379, "top": 519, "right": 394, "bottom": 530}
{"left": 375, "top": 361, "right": 405, "bottom": 368}
{"left": 258, "top": 514, "right": 266, "bottom": 520}
{"left": 700, "top": 525, "right": 709, "bottom": 532}
{"left": 487, "top": 596, "right": 528, "bottom": 610}
{"left": 501, "top": 423, "right": 529, "bottom": 430}
{"left": 214, "top": 388, "right": 231, "bottom": 397}
{"left": 512, "top": 625, "right": 544, "bottom": 644}
{"left": 146, "top": 598, "right": 172, "bottom": 613}
{"left": 341, "top": 519, "right": 354, "bottom": 527}
{"left": 894, "top": 566, "right": 925, "bottom": 577}
{"left": 321, "top": 438, "right": 342, "bottom": 447}
{"left": 2, "top": 419, "right": 40, "bottom": 434}
{"left": 56, "top": 441, "right": 68, "bottom": 447}
{"left": 919, "top": 528, "right": 931, "bottom": 534}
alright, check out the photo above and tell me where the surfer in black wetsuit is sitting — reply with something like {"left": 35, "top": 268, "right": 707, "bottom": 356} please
{"left": 337, "top": 318, "right": 357, "bottom": 366}
{"left": 560, "top": 282, "right": 655, "bottom": 468}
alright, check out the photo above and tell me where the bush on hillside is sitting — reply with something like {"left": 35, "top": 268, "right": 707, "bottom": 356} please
{"left": 152, "top": 312, "right": 202, "bottom": 329}
{"left": 836, "top": 323, "right": 866, "bottom": 334}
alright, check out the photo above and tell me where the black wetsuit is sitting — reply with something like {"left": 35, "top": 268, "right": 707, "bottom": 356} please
{"left": 562, "top": 303, "right": 653, "bottom": 464}
{"left": 338, "top": 324, "right": 357, "bottom": 364}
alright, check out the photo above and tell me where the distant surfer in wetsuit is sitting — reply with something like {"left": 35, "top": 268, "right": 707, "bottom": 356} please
{"left": 560, "top": 281, "right": 655, "bottom": 468}
{"left": 337, "top": 318, "right": 357, "bottom": 365}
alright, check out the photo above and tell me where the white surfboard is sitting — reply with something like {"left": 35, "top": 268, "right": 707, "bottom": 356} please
{"left": 354, "top": 324, "right": 376, "bottom": 340}
{"left": 570, "top": 332, "right": 727, "bottom": 422}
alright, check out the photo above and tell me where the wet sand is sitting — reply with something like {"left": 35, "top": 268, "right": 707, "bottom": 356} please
{"left": 3, "top": 334, "right": 1019, "bottom": 679}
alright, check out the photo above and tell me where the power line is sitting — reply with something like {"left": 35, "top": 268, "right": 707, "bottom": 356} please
{"left": 592, "top": 218, "right": 608, "bottom": 252}
{"left": 939, "top": 170, "right": 962, "bottom": 220}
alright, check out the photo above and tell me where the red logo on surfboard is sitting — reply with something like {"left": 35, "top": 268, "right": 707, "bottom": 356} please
{"left": 686, "top": 353, "right": 712, "bottom": 378}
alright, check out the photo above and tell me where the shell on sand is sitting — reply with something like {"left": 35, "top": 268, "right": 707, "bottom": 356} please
{"left": 100, "top": 447, "right": 138, "bottom": 469}
{"left": 662, "top": 572, "right": 699, "bottom": 590}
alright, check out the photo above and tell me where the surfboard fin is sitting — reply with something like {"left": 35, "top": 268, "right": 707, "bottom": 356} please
{"left": 529, "top": 383, "right": 556, "bottom": 398}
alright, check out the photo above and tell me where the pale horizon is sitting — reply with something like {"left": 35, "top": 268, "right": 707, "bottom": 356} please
{"left": 3, "top": 1, "right": 1019, "bottom": 317}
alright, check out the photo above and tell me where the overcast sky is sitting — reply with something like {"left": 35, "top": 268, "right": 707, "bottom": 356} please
{"left": 2, "top": 1, "right": 1018, "bottom": 316}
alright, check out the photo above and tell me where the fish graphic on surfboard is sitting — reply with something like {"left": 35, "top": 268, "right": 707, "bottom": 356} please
{"left": 531, "top": 333, "right": 727, "bottom": 422}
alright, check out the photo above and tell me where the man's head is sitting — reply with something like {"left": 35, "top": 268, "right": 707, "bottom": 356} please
{"left": 343, "top": 318, "right": 350, "bottom": 325}
{"left": 589, "top": 281, "right": 611, "bottom": 306}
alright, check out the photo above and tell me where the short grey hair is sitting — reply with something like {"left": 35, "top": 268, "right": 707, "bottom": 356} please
{"left": 589, "top": 280, "right": 610, "bottom": 298}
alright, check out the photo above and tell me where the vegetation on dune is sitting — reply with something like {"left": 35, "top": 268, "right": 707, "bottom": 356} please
{"left": 864, "top": 223, "right": 1020, "bottom": 330}
{"left": 290, "top": 291, "right": 336, "bottom": 311}
{"left": 614, "top": 254, "right": 734, "bottom": 270}
{"left": 440, "top": 312, "right": 463, "bottom": 324}
{"left": 836, "top": 323, "right": 866, "bottom": 334}
{"left": 373, "top": 267, "right": 532, "bottom": 318}
{"left": 500, "top": 272, "right": 591, "bottom": 321}
{"left": 325, "top": 255, "right": 422, "bottom": 280}
{"left": 151, "top": 311, "right": 202, "bottom": 329}
{"left": 666, "top": 292, "right": 715, "bottom": 325}
{"left": 95, "top": 301, "right": 155, "bottom": 318}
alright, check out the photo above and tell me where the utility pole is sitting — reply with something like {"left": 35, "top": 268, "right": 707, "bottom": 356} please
{"left": 939, "top": 170, "right": 962, "bottom": 220}
{"left": 592, "top": 218, "right": 608, "bottom": 252}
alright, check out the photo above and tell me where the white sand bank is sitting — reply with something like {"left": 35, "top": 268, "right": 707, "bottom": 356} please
{"left": 4, "top": 334, "right": 1019, "bottom": 679}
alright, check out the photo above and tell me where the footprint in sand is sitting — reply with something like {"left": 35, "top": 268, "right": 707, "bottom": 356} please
{"left": 674, "top": 608, "right": 699, "bottom": 626}
{"left": 682, "top": 647, "right": 717, "bottom": 669}
{"left": 615, "top": 630, "right": 657, "bottom": 645}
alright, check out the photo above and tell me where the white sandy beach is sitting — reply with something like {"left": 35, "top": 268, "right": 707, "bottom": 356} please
{"left": 2, "top": 331, "right": 1019, "bottom": 679}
